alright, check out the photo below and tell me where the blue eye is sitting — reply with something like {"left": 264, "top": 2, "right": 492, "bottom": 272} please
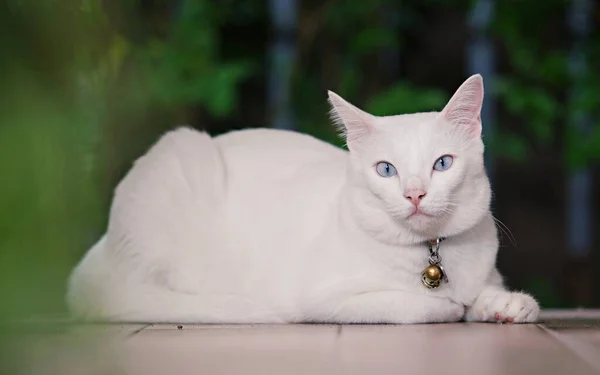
{"left": 375, "top": 162, "right": 397, "bottom": 177}
{"left": 433, "top": 155, "right": 454, "bottom": 171}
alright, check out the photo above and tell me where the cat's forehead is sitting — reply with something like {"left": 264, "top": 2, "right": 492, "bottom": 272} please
{"left": 373, "top": 111, "right": 453, "bottom": 149}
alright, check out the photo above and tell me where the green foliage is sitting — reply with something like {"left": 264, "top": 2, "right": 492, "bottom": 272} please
{"left": 351, "top": 27, "right": 398, "bottom": 54}
{"left": 493, "top": 77, "right": 560, "bottom": 151}
{"left": 293, "top": 0, "right": 450, "bottom": 147}
{"left": 0, "top": 1, "right": 111, "bottom": 319}
{"left": 490, "top": 0, "right": 600, "bottom": 170}
{"left": 0, "top": 0, "right": 258, "bottom": 320}
{"left": 366, "top": 83, "right": 448, "bottom": 116}
{"left": 136, "top": 1, "right": 254, "bottom": 117}
{"left": 525, "top": 277, "right": 563, "bottom": 309}
{"left": 486, "top": 133, "right": 529, "bottom": 163}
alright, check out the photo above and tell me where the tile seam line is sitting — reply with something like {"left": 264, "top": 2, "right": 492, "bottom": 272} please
{"left": 538, "top": 324, "right": 600, "bottom": 373}
{"left": 126, "top": 324, "right": 152, "bottom": 337}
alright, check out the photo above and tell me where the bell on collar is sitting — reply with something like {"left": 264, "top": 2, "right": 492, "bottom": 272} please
{"left": 421, "top": 264, "right": 444, "bottom": 289}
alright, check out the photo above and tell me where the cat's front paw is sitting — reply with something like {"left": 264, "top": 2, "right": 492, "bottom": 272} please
{"left": 466, "top": 291, "right": 539, "bottom": 323}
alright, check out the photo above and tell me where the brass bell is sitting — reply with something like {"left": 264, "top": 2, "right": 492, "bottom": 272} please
{"left": 421, "top": 265, "right": 443, "bottom": 289}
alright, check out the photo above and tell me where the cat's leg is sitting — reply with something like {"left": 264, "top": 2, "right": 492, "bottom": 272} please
{"left": 319, "top": 291, "right": 465, "bottom": 324}
{"left": 465, "top": 268, "right": 539, "bottom": 323}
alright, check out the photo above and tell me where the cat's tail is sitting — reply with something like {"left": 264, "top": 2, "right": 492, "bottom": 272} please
{"left": 79, "top": 285, "right": 287, "bottom": 324}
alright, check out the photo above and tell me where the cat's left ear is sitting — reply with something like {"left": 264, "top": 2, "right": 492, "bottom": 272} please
{"left": 440, "top": 74, "right": 484, "bottom": 137}
{"left": 328, "top": 91, "right": 376, "bottom": 151}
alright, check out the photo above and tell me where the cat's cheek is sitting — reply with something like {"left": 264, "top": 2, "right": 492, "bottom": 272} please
{"left": 366, "top": 176, "right": 402, "bottom": 204}
{"left": 431, "top": 172, "right": 462, "bottom": 196}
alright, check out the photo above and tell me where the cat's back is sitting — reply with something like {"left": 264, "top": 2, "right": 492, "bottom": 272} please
{"left": 215, "top": 128, "right": 347, "bottom": 165}
{"left": 212, "top": 128, "right": 348, "bottom": 250}
{"left": 214, "top": 127, "right": 348, "bottom": 202}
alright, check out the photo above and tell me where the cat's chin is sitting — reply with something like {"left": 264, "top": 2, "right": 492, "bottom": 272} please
{"left": 400, "top": 210, "right": 446, "bottom": 238}
{"left": 405, "top": 214, "right": 436, "bottom": 227}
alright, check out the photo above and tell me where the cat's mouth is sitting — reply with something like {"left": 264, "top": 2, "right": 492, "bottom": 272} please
{"left": 406, "top": 208, "right": 434, "bottom": 219}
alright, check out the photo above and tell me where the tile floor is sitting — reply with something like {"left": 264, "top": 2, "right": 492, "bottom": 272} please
{"left": 1, "top": 309, "right": 600, "bottom": 375}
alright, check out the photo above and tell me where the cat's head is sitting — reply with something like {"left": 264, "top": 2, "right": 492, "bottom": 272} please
{"left": 328, "top": 75, "right": 491, "bottom": 243}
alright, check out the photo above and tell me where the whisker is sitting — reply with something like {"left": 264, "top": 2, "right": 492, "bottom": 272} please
{"left": 491, "top": 215, "right": 517, "bottom": 247}
{"left": 445, "top": 199, "right": 517, "bottom": 247}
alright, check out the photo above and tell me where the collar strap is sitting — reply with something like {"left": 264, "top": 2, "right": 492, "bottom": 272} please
{"left": 427, "top": 237, "right": 447, "bottom": 246}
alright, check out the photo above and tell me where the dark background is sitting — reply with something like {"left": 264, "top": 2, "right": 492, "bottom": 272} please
{"left": 1, "top": 0, "right": 600, "bottom": 320}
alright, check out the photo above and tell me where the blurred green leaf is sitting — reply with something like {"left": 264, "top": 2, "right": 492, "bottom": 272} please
{"left": 525, "top": 277, "right": 563, "bottom": 308}
{"left": 487, "top": 132, "right": 529, "bottom": 162}
{"left": 202, "top": 62, "right": 255, "bottom": 117}
{"left": 337, "top": 61, "right": 362, "bottom": 99}
{"left": 366, "top": 83, "right": 448, "bottom": 115}
{"left": 494, "top": 77, "right": 558, "bottom": 145}
{"left": 351, "top": 27, "right": 397, "bottom": 54}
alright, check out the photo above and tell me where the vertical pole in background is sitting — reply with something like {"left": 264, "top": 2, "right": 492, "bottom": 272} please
{"left": 380, "top": 4, "right": 400, "bottom": 82}
{"left": 169, "top": 0, "right": 181, "bottom": 22}
{"left": 468, "top": 0, "right": 496, "bottom": 184}
{"left": 566, "top": 0, "right": 594, "bottom": 306}
{"left": 268, "top": 0, "right": 297, "bottom": 130}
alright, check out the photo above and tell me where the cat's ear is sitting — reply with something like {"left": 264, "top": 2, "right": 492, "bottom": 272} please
{"left": 328, "top": 91, "right": 376, "bottom": 151}
{"left": 440, "top": 74, "right": 484, "bottom": 137}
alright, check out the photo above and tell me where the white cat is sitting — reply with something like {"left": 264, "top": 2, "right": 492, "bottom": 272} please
{"left": 66, "top": 74, "right": 539, "bottom": 324}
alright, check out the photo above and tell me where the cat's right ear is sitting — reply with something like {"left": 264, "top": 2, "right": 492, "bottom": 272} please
{"left": 440, "top": 74, "right": 484, "bottom": 138}
{"left": 327, "top": 91, "right": 376, "bottom": 151}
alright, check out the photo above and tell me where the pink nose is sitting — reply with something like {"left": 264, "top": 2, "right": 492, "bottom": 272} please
{"left": 404, "top": 189, "right": 427, "bottom": 207}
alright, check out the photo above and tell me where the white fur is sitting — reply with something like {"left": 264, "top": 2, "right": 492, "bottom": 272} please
{"left": 66, "top": 75, "right": 539, "bottom": 324}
